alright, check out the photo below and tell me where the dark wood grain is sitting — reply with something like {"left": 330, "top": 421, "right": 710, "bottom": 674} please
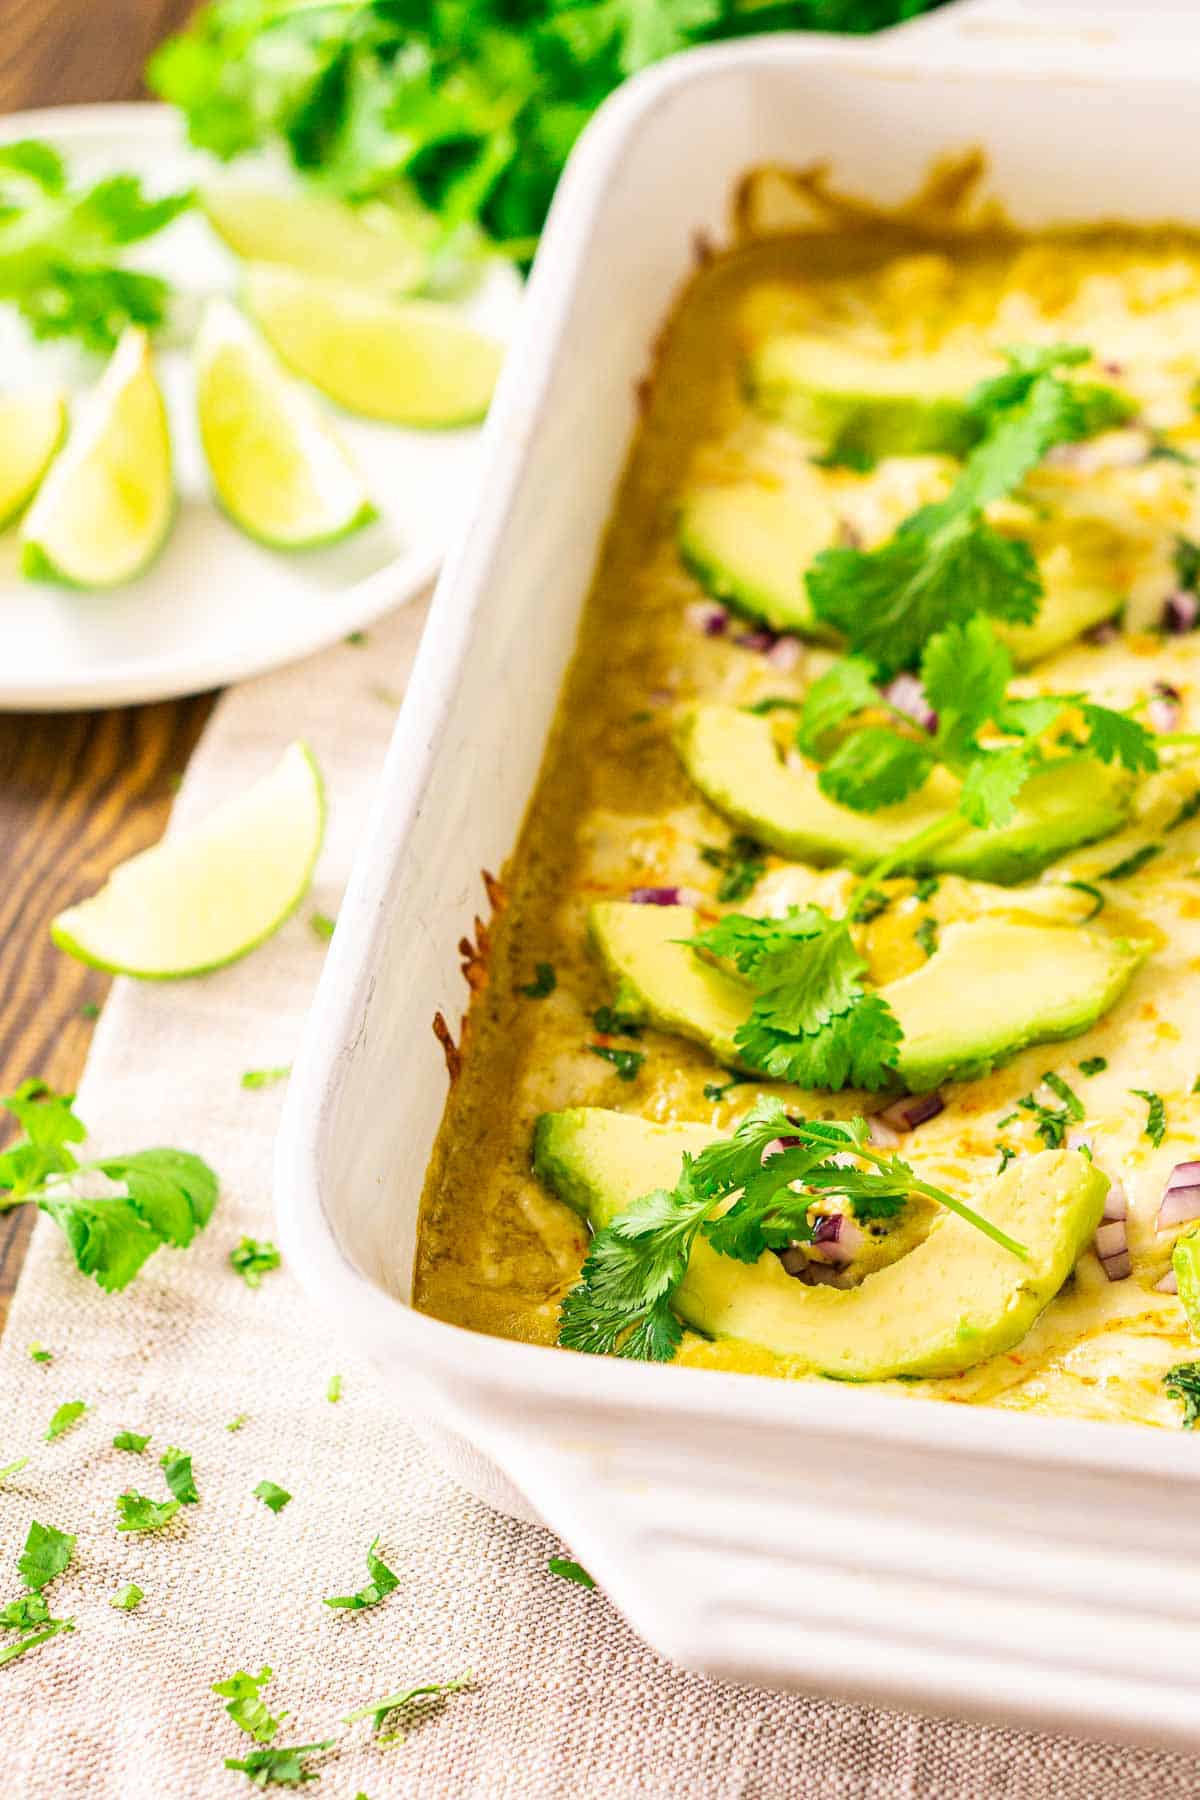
{"left": 0, "top": 0, "right": 211, "bottom": 1330}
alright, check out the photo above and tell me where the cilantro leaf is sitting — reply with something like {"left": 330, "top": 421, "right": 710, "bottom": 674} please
{"left": 323, "top": 1536, "right": 398, "bottom": 1611}
{"left": 326, "top": 1375, "right": 342, "bottom": 1404}
{"left": 44, "top": 1400, "right": 88, "bottom": 1442}
{"left": 110, "top": 1583, "right": 143, "bottom": 1611}
{"left": 518, "top": 963, "right": 556, "bottom": 999}
{"left": 699, "top": 834, "right": 766, "bottom": 902}
{"left": 0, "top": 1592, "right": 49, "bottom": 1629}
{"left": 113, "top": 1430, "right": 150, "bottom": 1453}
{"left": 230, "top": 1237, "right": 281, "bottom": 1288}
{"left": 1101, "top": 843, "right": 1162, "bottom": 880}
{"left": 160, "top": 1446, "right": 199, "bottom": 1505}
{"left": 817, "top": 727, "right": 935, "bottom": 813}
{"left": 224, "top": 1741, "right": 334, "bottom": 1787}
{"left": 342, "top": 1671, "right": 472, "bottom": 1743}
{"left": 0, "top": 144, "right": 190, "bottom": 352}
{"left": 588, "top": 1044, "right": 645, "bottom": 1082}
{"left": 17, "top": 1520, "right": 75, "bottom": 1591}
{"left": 116, "top": 1491, "right": 180, "bottom": 1533}
{"left": 957, "top": 744, "right": 1038, "bottom": 829}
{"left": 28, "top": 1343, "right": 52, "bottom": 1364}
{"left": 0, "top": 1618, "right": 74, "bottom": 1665}
{"left": 1041, "top": 1071, "right": 1084, "bottom": 1121}
{"left": 310, "top": 911, "right": 336, "bottom": 942}
{"left": 1132, "top": 1088, "right": 1167, "bottom": 1147}
{"left": 796, "top": 655, "right": 881, "bottom": 754}
{"left": 547, "top": 1557, "right": 595, "bottom": 1589}
{"left": 1165, "top": 1361, "right": 1200, "bottom": 1428}
{"left": 254, "top": 1481, "right": 291, "bottom": 1514}
{"left": 213, "top": 1666, "right": 287, "bottom": 1743}
{"left": 920, "top": 616, "right": 1012, "bottom": 764}
{"left": 241, "top": 1066, "right": 291, "bottom": 1090}
{"left": 1079, "top": 703, "right": 1159, "bottom": 773}
{"left": 1080, "top": 1056, "right": 1108, "bottom": 1076}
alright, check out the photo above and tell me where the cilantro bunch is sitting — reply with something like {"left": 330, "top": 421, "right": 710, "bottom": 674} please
{"left": 798, "top": 614, "right": 1158, "bottom": 829}
{"left": 806, "top": 345, "right": 1132, "bottom": 675}
{"left": 0, "top": 1081, "right": 217, "bottom": 1291}
{"left": 150, "top": 0, "right": 945, "bottom": 255}
{"left": 0, "top": 141, "right": 191, "bottom": 352}
{"left": 558, "top": 1099, "right": 1026, "bottom": 1361}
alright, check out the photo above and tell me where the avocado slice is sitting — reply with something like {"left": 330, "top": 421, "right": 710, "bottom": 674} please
{"left": 588, "top": 901, "right": 1147, "bottom": 1092}
{"left": 744, "top": 334, "right": 988, "bottom": 460}
{"left": 534, "top": 1108, "right": 1109, "bottom": 1378}
{"left": 676, "top": 705, "right": 1132, "bottom": 885}
{"left": 677, "top": 483, "right": 840, "bottom": 638}
{"left": 993, "top": 556, "right": 1123, "bottom": 666}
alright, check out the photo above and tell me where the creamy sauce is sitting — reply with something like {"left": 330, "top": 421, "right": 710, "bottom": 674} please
{"left": 416, "top": 220, "right": 1200, "bottom": 1428}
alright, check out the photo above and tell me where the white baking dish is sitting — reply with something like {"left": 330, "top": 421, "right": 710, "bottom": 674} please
{"left": 277, "top": 0, "right": 1200, "bottom": 1749}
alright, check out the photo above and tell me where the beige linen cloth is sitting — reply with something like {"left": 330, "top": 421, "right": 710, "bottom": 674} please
{"left": 1, "top": 604, "right": 1198, "bottom": 1799}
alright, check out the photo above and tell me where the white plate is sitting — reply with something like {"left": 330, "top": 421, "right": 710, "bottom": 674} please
{"left": 0, "top": 104, "right": 523, "bottom": 711}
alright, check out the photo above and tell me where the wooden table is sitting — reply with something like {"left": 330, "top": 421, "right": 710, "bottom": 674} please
{"left": 0, "top": 1, "right": 210, "bottom": 1328}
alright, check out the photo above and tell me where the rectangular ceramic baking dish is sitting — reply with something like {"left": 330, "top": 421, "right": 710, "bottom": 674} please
{"left": 277, "top": 0, "right": 1200, "bottom": 1749}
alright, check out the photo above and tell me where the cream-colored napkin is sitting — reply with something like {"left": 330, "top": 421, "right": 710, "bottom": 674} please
{"left": 0, "top": 606, "right": 1196, "bottom": 1799}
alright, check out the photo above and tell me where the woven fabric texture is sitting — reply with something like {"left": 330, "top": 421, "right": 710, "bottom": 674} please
{"left": 0, "top": 604, "right": 1196, "bottom": 1799}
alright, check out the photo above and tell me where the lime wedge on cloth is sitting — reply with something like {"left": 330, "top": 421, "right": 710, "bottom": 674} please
{"left": 0, "top": 388, "right": 66, "bottom": 529}
{"left": 203, "top": 185, "right": 427, "bottom": 292}
{"left": 196, "top": 299, "right": 375, "bottom": 549}
{"left": 244, "top": 264, "right": 502, "bottom": 427}
{"left": 52, "top": 743, "right": 325, "bottom": 979}
{"left": 21, "top": 329, "right": 172, "bottom": 587}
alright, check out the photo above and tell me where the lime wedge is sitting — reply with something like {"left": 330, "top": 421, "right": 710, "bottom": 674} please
{"left": 21, "top": 329, "right": 172, "bottom": 588}
{"left": 202, "top": 185, "right": 428, "bottom": 292}
{"left": 51, "top": 743, "right": 325, "bottom": 979}
{"left": 196, "top": 300, "right": 375, "bottom": 550}
{"left": 0, "top": 389, "right": 66, "bottom": 529}
{"left": 244, "top": 265, "right": 502, "bottom": 428}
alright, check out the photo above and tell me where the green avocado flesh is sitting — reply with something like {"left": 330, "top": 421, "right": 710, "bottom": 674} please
{"left": 588, "top": 902, "right": 1147, "bottom": 1093}
{"left": 677, "top": 481, "right": 1122, "bottom": 663}
{"left": 743, "top": 333, "right": 988, "bottom": 459}
{"left": 533, "top": 1108, "right": 1109, "bottom": 1378}
{"left": 676, "top": 705, "right": 1132, "bottom": 884}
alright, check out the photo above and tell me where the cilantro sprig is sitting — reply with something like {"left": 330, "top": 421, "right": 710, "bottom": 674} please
{"left": 0, "top": 141, "right": 190, "bottom": 352}
{"left": 0, "top": 1083, "right": 217, "bottom": 1293}
{"left": 805, "top": 346, "right": 1131, "bottom": 674}
{"left": 558, "top": 1100, "right": 1026, "bottom": 1363}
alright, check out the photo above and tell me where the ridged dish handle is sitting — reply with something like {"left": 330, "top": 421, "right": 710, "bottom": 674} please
{"left": 454, "top": 1390, "right": 1200, "bottom": 1750}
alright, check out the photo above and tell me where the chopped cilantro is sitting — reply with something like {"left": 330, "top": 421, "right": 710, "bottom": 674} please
{"left": 323, "top": 1536, "right": 398, "bottom": 1611}
{"left": 1063, "top": 880, "right": 1105, "bottom": 919}
{"left": 213, "top": 1665, "right": 286, "bottom": 1742}
{"left": 116, "top": 1491, "right": 180, "bottom": 1533}
{"left": 0, "top": 1458, "right": 29, "bottom": 1484}
{"left": 519, "top": 963, "right": 556, "bottom": 999}
{"left": 702, "top": 1075, "right": 750, "bottom": 1103}
{"left": 914, "top": 917, "right": 938, "bottom": 959}
{"left": 0, "top": 1082, "right": 217, "bottom": 1293}
{"left": 310, "top": 912, "right": 336, "bottom": 941}
{"left": 1041, "top": 1072, "right": 1084, "bottom": 1122}
{"left": 224, "top": 1742, "right": 334, "bottom": 1787}
{"left": 1016, "top": 1094, "right": 1070, "bottom": 1149}
{"left": 1079, "top": 1056, "right": 1108, "bottom": 1077}
{"left": 1101, "top": 843, "right": 1162, "bottom": 880}
{"left": 1175, "top": 536, "right": 1200, "bottom": 595}
{"left": 160, "top": 1446, "right": 199, "bottom": 1504}
{"left": 44, "top": 1400, "right": 87, "bottom": 1442}
{"left": 241, "top": 1066, "right": 291, "bottom": 1090}
{"left": 588, "top": 1044, "right": 645, "bottom": 1082}
{"left": 848, "top": 886, "right": 890, "bottom": 923}
{"left": 558, "top": 1101, "right": 1026, "bottom": 1362}
{"left": 699, "top": 834, "right": 766, "bottom": 902}
{"left": 80, "top": 1002, "right": 100, "bottom": 1021}
{"left": 225, "top": 1414, "right": 248, "bottom": 1433}
{"left": 913, "top": 875, "right": 941, "bottom": 901}
{"left": 1165, "top": 1361, "right": 1200, "bottom": 1427}
{"left": 113, "top": 1429, "right": 150, "bottom": 1454}
{"left": 342, "top": 1672, "right": 471, "bottom": 1743}
{"left": 326, "top": 1374, "right": 342, "bottom": 1403}
{"left": 254, "top": 1481, "right": 291, "bottom": 1514}
{"left": 28, "top": 1343, "right": 52, "bottom": 1364}
{"left": 590, "top": 1005, "right": 642, "bottom": 1038}
{"left": 18, "top": 1520, "right": 75, "bottom": 1591}
{"left": 110, "top": 1583, "right": 143, "bottom": 1611}
{"left": 0, "top": 1618, "right": 74, "bottom": 1665}
{"left": 548, "top": 1557, "right": 595, "bottom": 1589}
{"left": 230, "top": 1237, "right": 281, "bottom": 1288}
{"left": 345, "top": 630, "right": 368, "bottom": 647}
{"left": 743, "top": 696, "right": 803, "bottom": 716}
{"left": 995, "top": 1144, "right": 1017, "bottom": 1174}
{"left": 1132, "top": 1089, "right": 1167, "bottom": 1148}
{"left": 0, "top": 1593, "right": 51, "bottom": 1629}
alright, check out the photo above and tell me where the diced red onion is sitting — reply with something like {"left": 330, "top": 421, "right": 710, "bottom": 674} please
{"left": 766, "top": 634, "right": 803, "bottom": 673}
{"left": 808, "top": 1213, "right": 864, "bottom": 1266}
{"left": 1095, "top": 1220, "right": 1127, "bottom": 1261}
{"left": 1167, "top": 1160, "right": 1200, "bottom": 1190}
{"left": 629, "top": 885, "right": 704, "bottom": 907}
{"left": 1156, "top": 1268, "right": 1179, "bottom": 1294}
{"left": 867, "top": 1114, "right": 902, "bottom": 1148}
{"left": 878, "top": 1092, "right": 944, "bottom": 1132}
{"left": 1156, "top": 1164, "right": 1200, "bottom": 1232}
{"left": 735, "top": 629, "right": 777, "bottom": 653}
{"left": 761, "top": 1135, "right": 804, "bottom": 1162}
{"left": 1162, "top": 590, "right": 1199, "bottom": 635}
{"left": 1102, "top": 1180, "right": 1128, "bottom": 1223}
{"left": 883, "top": 673, "right": 938, "bottom": 734}
{"left": 1148, "top": 680, "right": 1182, "bottom": 733}
{"left": 685, "top": 601, "right": 728, "bottom": 637}
{"left": 837, "top": 518, "right": 863, "bottom": 549}
{"left": 1101, "top": 359, "right": 1125, "bottom": 377}
{"left": 1084, "top": 618, "right": 1121, "bottom": 647}
{"left": 1100, "top": 1249, "right": 1132, "bottom": 1282}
